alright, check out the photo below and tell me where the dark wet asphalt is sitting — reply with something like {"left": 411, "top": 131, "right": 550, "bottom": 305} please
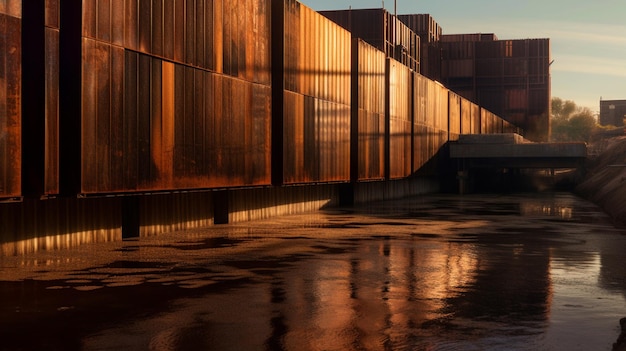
{"left": 1, "top": 192, "right": 626, "bottom": 351}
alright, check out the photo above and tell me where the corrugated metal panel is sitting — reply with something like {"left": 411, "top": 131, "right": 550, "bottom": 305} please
{"left": 434, "top": 82, "right": 449, "bottom": 133}
{"left": 448, "top": 91, "right": 461, "bottom": 140}
{"left": 398, "top": 14, "right": 442, "bottom": 81}
{"left": 387, "top": 58, "right": 411, "bottom": 179}
{"left": 284, "top": 2, "right": 350, "bottom": 105}
{"left": 470, "top": 102, "right": 480, "bottom": 134}
{"left": 460, "top": 97, "right": 471, "bottom": 135}
{"left": 283, "top": 93, "right": 350, "bottom": 184}
{"left": 39, "top": 0, "right": 60, "bottom": 195}
{"left": 0, "top": 0, "right": 20, "bottom": 18}
{"left": 480, "top": 108, "right": 502, "bottom": 134}
{"left": 418, "top": 42, "right": 441, "bottom": 81}
{"left": 413, "top": 73, "right": 449, "bottom": 175}
{"left": 0, "top": 7, "right": 21, "bottom": 199}
{"left": 354, "top": 39, "right": 385, "bottom": 181}
{"left": 445, "top": 59, "right": 473, "bottom": 77}
{"left": 398, "top": 14, "right": 441, "bottom": 44}
{"left": 44, "top": 0, "right": 58, "bottom": 28}
{"left": 282, "top": 1, "right": 350, "bottom": 184}
{"left": 44, "top": 25, "right": 59, "bottom": 194}
{"left": 412, "top": 73, "right": 425, "bottom": 172}
{"left": 320, "top": 9, "right": 419, "bottom": 72}
{"left": 80, "top": 1, "right": 274, "bottom": 194}
{"left": 432, "top": 81, "right": 449, "bottom": 173}
{"left": 82, "top": 0, "right": 271, "bottom": 85}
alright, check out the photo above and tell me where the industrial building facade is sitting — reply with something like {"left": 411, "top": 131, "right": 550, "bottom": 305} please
{"left": 440, "top": 35, "right": 551, "bottom": 142}
{"left": 599, "top": 100, "right": 626, "bottom": 127}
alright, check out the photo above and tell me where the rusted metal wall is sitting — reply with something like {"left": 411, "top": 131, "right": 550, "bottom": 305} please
{"left": 352, "top": 39, "right": 385, "bottom": 181}
{"left": 282, "top": 1, "right": 351, "bottom": 184}
{"left": 470, "top": 101, "right": 481, "bottom": 134}
{"left": 387, "top": 58, "right": 412, "bottom": 179}
{"left": 412, "top": 73, "right": 449, "bottom": 175}
{"left": 78, "top": 0, "right": 272, "bottom": 194}
{"left": 398, "top": 14, "right": 441, "bottom": 81}
{"left": 412, "top": 73, "right": 427, "bottom": 172}
{"left": 45, "top": 0, "right": 59, "bottom": 195}
{"left": 448, "top": 91, "right": 461, "bottom": 141}
{"left": 481, "top": 108, "right": 502, "bottom": 134}
{"left": 460, "top": 97, "right": 472, "bottom": 135}
{"left": 503, "top": 119, "right": 518, "bottom": 134}
{"left": 81, "top": 0, "right": 270, "bottom": 83}
{"left": 0, "top": 1, "right": 21, "bottom": 199}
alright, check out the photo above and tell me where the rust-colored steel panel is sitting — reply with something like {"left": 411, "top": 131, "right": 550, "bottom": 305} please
{"left": 109, "top": 45, "right": 126, "bottom": 190}
{"left": 434, "top": 81, "right": 449, "bottom": 133}
{"left": 44, "top": 27, "right": 59, "bottom": 194}
{"left": 151, "top": 0, "right": 163, "bottom": 57}
{"left": 75, "top": 1, "right": 272, "bottom": 195}
{"left": 481, "top": 108, "right": 501, "bottom": 134}
{"left": 96, "top": 0, "right": 111, "bottom": 43}
{"left": 82, "top": 0, "right": 95, "bottom": 38}
{"left": 284, "top": 1, "right": 351, "bottom": 105}
{"left": 173, "top": 0, "right": 184, "bottom": 62}
{"left": 123, "top": 50, "right": 139, "bottom": 188}
{"left": 353, "top": 39, "right": 385, "bottom": 181}
{"left": 81, "top": 38, "right": 123, "bottom": 193}
{"left": 281, "top": 1, "right": 350, "bottom": 184}
{"left": 82, "top": 48, "right": 272, "bottom": 194}
{"left": 45, "top": 0, "right": 59, "bottom": 28}
{"left": 137, "top": 0, "right": 151, "bottom": 53}
{"left": 470, "top": 101, "right": 480, "bottom": 134}
{"left": 0, "top": 11, "right": 21, "bottom": 199}
{"left": 358, "top": 110, "right": 385, "bottom": 180}
{"left": 387, "top": 58, "right": 412, "bottom": 179}
{"left": 413, "top": 73, "right": 427, "bottom": 126}
{"left": 460, "top": 97, "right": 471, "bottom": 135}
{"left": 0, "top": 0, "right": 21, "bottom": 18}
{"left": 282, "top": 91, "right": 302, "bottom": 183}
{"left": 412, "top": 73, "right": 426, "bottom": 173}
{"left": 448, "top": 91, "right": 461, "bottom": 140}
{"left": 124, "top": 0, "right": 138, "bottom": 51}
{"left": 321, "top": 9, "right": 419, "bottom": 72}
{"left": 398, "top": 14, "right": 442, "bottom": 45}
{"left": 283, "top": 92, "right": 350, "bottom": 184}
{"left": 412, "top": 75, "right": 449, "bottom": 175}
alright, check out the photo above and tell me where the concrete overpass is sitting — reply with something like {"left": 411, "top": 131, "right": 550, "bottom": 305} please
{"left": 449, "top": 134, "right": 587, "bottom": 193}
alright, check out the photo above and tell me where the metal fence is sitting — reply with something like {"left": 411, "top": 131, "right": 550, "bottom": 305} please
{"left": 1, "top": 0, "right": 518, "bottom": 201}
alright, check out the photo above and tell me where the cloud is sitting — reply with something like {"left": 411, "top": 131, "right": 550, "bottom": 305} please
{"left": 545, "top": 23, "right": 626, "bottom": 47}
{"left": 552, "top": 55, "right": 626, "bottom": 77}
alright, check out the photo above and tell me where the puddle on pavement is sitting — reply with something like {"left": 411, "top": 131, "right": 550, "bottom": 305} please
{"left": 1, "top": 192, "right": 626, "bottom": 350}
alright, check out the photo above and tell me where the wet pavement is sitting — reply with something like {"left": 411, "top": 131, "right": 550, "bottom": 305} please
{"left": 1, "top": 192, "right": 626, "bottom": 351}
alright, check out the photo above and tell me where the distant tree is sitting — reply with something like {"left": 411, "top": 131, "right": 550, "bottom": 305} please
{"left": 551, "top": 97, "right": 597, "bottom": 142}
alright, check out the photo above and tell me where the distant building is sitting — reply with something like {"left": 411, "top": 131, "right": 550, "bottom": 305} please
{"left": 319, "top": 9, "right": 551, "bottom": 142}
{"left": 397, "top": 14, "right": 442, "bottom": 81}
{"left": 319, "top": 9, "right": 420, "bottom": 72}
{"left": 440, "top": 35, "right": 551, "bottom": 142}
{"left": 599, "top": 100, "right": 626, "bottom": 127}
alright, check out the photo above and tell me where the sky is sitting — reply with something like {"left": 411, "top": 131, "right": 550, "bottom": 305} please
{"left": 301, "top": 0, "right": 626, "bottom": 113}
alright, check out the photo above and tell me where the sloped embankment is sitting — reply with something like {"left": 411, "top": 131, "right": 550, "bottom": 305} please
{"left": 576, "top": 137, "right": 626, "bottom": 226}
